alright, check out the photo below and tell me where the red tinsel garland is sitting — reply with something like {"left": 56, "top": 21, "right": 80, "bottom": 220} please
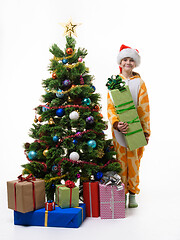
{"left": 57, "top": 158, "right": 114, "bottom": 176}
{"left": 56, "top": 129, "right": 104, "bottom": 147}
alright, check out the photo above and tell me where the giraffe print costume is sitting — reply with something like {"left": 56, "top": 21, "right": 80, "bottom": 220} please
{"left": 107, "top": 74, "right": 150, "bottom": 194}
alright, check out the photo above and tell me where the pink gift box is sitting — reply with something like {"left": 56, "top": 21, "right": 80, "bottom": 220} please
{"left": 99, "top": 183, "right": 125, "bottom": 219}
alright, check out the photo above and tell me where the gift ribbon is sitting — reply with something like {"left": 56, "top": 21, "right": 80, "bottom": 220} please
{"left": 102, "top": 172, "right": 123, "bottom": 191}
{"left": 116, "top": 105, "right": 136, "bottom": 114}
{"left": 110, "top": 186, "right": 115, "bottom": 219}
{"left": 89, "top": 182, "right": 93, "bottom": 217}
{"left": 115, "top": 100, "right": 133, "bottom": 108}
{"left": 14, "top": 174, "right": 36, "bottom": 211}
{"left": 44, "top": 210, "right": 48, "bottom": 227}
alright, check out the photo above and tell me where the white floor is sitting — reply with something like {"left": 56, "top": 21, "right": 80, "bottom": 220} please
{"left": 1, "top": 139, "right": 180, "bottom": 240}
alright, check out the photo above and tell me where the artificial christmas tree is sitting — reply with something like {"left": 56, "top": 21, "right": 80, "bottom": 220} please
{"left": 22, "top": 20, "right": 121, "bottom": 201}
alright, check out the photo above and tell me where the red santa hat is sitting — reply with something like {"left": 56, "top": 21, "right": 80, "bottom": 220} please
{"left": 117, "top": 44, "right": 141, "bottom": 72}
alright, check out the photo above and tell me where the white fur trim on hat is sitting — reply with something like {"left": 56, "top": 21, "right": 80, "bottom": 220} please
{"left": 117, "top": 48, "right": 141, "bottom": 66}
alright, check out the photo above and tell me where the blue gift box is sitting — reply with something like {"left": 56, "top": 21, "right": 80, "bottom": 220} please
{"left": 14, "top": 203, "right": 86, "bottom": 228}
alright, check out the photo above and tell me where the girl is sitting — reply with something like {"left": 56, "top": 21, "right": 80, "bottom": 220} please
{"left": 107, "top": 44, "right": 150, "bottom": 208}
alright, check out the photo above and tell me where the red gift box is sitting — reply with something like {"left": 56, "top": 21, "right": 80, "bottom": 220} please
{"left": 83, "top": 181, "right": 100, "bottom": 217}
{"left": 45, "top": 201, "right": 55, "bottom": 211}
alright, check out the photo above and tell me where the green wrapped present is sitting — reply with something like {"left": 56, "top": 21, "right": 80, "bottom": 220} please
{"left": 106, "top": 75, "right": 147, "bottom": 151}
{"left": 56, "top": 181, "right": 79, "bottom": 208}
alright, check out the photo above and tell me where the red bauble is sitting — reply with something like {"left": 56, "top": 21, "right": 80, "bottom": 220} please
{"left": 66, "top": 48, "right": 73, "bottom": 55}
{"left": 94, "top": 105, "right": 100, "bottom": 111}
{"left": 52, "top": 72, "right": 57, "bottom": 79}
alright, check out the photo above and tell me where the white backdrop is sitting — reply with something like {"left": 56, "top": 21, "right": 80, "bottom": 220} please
{"left": 1, "top": 0, "right": 180, "bottom": 239}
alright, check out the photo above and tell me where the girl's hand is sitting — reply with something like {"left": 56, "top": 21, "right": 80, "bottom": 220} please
{"left": 117, "top": 122, "right": 129, "bottom": 134}
{"left": 144, "top": 133, "right": 149, "bottom": 144}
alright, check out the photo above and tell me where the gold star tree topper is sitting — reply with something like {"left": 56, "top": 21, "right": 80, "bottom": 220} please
{"left": 59, "top": 18, "right": 81, "bottom": 37}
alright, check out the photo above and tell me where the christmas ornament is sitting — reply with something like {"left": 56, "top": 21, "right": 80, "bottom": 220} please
{"left": 73, "top": 139, "right": 78, "bottom": 145}
{"left": 80, "top": 76, "right": 84, "bottom": 85}
{"left": 78, "top": 57, "right": 83, "bottom": 62}
{"left": 94, "top": 171, "right": 103, "bottom": 180}
{"left": 94, "top": 105, "right": 100, "bottom": 111}
{"left": 59, "top": 18, "right": 81, "bottom": 37}
{"left": 24, "top": 142, "right": 30, "bottom": 149}
{"left": 52, "top": 72, "right": 57, "bottom": 79}
{"left": 97, "top": 148, "right": 105, "bottom": 158}
{"left": 56, "top": 108, "right": 65, "bottom": 117}
{"left": 62, "top": 59, "right": 68, "bottom": 64}
{"left": 42, "top": 105, "right": 48, "bottom": 112}
{"left": 69, "top": 111, "right": 79, "bottom": 120}
{"left": 52, "top": 165, "right": 58, "bottom": 171}
{"left": 86, "top": 116, "right": 94, "bottom": 124}
{"left": 69, "top": 152, "right": 80, "bottom": 161}
{"left": 28, "top": 151, "right": 37, "bottom": 160}
{"left": 43, "top": 149, "right": 48, "bottom": 157}
{"left": 87, "top": 140, "right": 96, "bottom": 148}
{"left": 63, "top": 79, "right": 71, "bottom": 87}
{"left": 34, "top": 117, "right": 38, "bottom": 123}
{"left": 43, "top": 149, "right": 49, "bottom": 157}
{"left": 56, "top": 89, "right": 64, "bottom": 98}
{"left": 38, "top": 116, "right": 43, "bottom": 122}
{"left": 68, "top": 96, "right": 73, "bottom": 102}
{"left": 77, "top": 173, "right": 81, "bottom": 178}
{"left": 82, "top": 98, "right": 91, "bottom": 106}
{"left": 48, "top": 118, "right": 55, "bottom": 125}
{"left": 53, "top": 136, "right": 59, "bottom": 142}
{"left": 66, "top": 48, "right": 73, "bottom": 55}
{"left": 91, "top": 86, "right": 96, "bottom": 92}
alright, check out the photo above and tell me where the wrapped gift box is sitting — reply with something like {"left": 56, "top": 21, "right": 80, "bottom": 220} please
{"left": 14, "top": 203, "right": 86, "bottom": 228}
{"left": 56, "top": 184, "right": 79, "bottom": 208}
{"left": 110, "top": 86, "right": 147, "bottom": 151}
{"left": 45, "top": 201, "right": 55, "bottom": 211}
{"left": 7, "top": 176, "right": 45, "bottom": 213}
{"left": 99, "top": 183, "right": 125, "bottom": 219}
{"left": 83, "top": 181, "right": 100, "bottom": 217}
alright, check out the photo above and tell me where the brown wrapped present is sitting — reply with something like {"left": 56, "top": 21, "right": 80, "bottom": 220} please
{"left": 7, "top": 174, "right": 45, "bottom": 213}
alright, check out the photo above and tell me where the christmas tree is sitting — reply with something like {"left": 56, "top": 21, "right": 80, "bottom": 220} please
{"left": 22, "top": 20, "right": 121, "bottom": 200}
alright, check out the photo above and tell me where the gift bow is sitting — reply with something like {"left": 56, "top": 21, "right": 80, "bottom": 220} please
{"left": 65, "top": 180, "right": 75, "bottom": 188}
{"left": 17, "top": 174, "right": 36, "bottom": 182}
{"left": 106, "top": 75, "right": 126, "bottom": 91}
{"left": 102, "top": 171, "right": 123, "bottom": 191}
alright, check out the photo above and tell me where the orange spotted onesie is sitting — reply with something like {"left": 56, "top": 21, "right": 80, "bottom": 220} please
{"left": 107, "top": 73, "right": 150, "bottom": 194}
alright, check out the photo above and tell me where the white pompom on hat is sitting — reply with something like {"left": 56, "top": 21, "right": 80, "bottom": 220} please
{"left": 117, "top": 44, "right": 141, "bottom": 67}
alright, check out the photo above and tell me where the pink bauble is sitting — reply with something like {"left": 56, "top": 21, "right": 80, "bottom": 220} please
{"left": 78, "top": 57, "right": 83, "bottom": 62}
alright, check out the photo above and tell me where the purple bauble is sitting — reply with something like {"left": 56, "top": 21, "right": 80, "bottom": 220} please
{"left": 63, "top": 79, "right": 71, "bottom": 87}
{"left": 86, "top": 116, "right": 94, "bottom": 124}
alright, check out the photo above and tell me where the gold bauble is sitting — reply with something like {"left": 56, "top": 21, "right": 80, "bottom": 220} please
{"left": 68, "top": 96, "right": 73, "bottom": 102}
{"left": 48, "top": 117, "right": 55, "bottom": 125}
{"left": 43, "top": 149, "right": 48, "bottom": 157}
{"left": 97, "top": 148, "right": 105, "bottom": 158}
{"left": 34, "top": 117, "right": 38, "bottom": 123}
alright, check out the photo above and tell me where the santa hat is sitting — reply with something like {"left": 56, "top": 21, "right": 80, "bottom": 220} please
{"left": 117, "top": 44, "right": 140, "bottom": 72}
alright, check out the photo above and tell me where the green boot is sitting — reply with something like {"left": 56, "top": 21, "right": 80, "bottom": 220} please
{"left": 128, "top": 193, "right": 138, "bottom": 208}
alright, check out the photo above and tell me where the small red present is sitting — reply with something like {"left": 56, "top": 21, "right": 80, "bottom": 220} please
{"left": 45, "top": 201, "right": 55, "bottom": 211}
{"left": 83, "top": 181, "right": 100, "bottom": 217}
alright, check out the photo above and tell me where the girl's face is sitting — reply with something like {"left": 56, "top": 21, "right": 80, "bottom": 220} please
{"left": 120, "top": 57, "right": 136, "bottom": 72}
